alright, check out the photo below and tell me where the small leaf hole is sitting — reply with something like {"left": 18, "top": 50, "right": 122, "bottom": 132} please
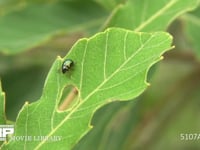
{"left": 58, "top": 85, "right": 78, "bottom": 111}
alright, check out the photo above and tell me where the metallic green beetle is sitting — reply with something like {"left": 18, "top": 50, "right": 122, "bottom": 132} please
{"left": 62, "top": 59, "right": 74, "bottom": 73}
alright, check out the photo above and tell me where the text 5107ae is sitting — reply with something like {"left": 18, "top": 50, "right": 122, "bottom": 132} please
{"left": 180, "top": 133, "right": 200, "bottom": 140}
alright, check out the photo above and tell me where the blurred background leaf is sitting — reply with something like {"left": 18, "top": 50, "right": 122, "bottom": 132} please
{"left": 0, "top": 81, "right": 6, "bottom": 125}
{"left": 103, "top": 0, "right": 199, "bottom": 31}
{"left": 94, "top": 0, "right": 126, "bottom": 10}
{"left": 0, "top": 1, "right": 108, "bottom": 54}
{"left": 182, "top": 5, "right": 200, "bottom": 60}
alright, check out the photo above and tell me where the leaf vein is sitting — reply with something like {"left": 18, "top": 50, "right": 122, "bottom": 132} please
{"left": 79, "top": 40, "right": 88, "bottom": 95}
{"left": 135, "top": 0, "right": 178, "bottom": 31}
{"left": 24, "top": 106, "right": 28, "bottom": 150}
{"left": 84, "top": 33, "right": 154, "bottom": 101}
{"left": 123, "top": 31, "right": 128, "bottom": 60}
{"left": 104, "top": 32, "right": 108, "bottom": 79}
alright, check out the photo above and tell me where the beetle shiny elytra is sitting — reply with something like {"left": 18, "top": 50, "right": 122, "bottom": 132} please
{"left": 62, "top": 59, "right": 74, "bottom": 73}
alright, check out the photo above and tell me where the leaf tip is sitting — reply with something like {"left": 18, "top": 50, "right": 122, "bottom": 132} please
{"left": 146, "top": 82, "right": 151, "bottom": 86}
{"left": 25, "top": 101, "right": 29, "bottom": 105}
{"left": 160, "top": 56, "right": 164, "bottom": 60}
{"left": 89, "top": 125, "right": 93, "bottom": 129}
{"left": 57, "top": 56, "right": 62, "bottom": 60}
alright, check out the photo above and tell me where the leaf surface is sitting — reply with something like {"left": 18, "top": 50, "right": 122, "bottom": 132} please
{"left": 94, "top": 0, "right": 125, "bottom": 10}
{"left": 104, "top": 0, "right": 199, "bottom": 31}
{"left": 0, "top": 81, "right": 6, "bottom": 146}
{"left": 0, "top": 1, "right": 107, "bottom": 54}
{"left": 1, "top": 28, "right": 173, "bottom": 149}
{"left": 0, "top": 81, "right": 6, "bottom": 125}
{"left": 183, "top": 6, "right": 200, "bottom": 59}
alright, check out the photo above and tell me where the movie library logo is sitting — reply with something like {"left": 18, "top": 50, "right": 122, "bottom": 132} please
{"left": 0, "top": 125, "right": 62, "bottom": 142}
{"left": 0, "top": 125, "right": 14, "bottom": 141}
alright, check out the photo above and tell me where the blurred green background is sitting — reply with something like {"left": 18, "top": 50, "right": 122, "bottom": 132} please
{"left": 0, "top": 0, "right": 200, "bottom": 150}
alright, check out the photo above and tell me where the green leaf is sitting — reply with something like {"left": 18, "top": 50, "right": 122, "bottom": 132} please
{"left": 1, "top": 28, "right": 173, "bottom": 149}
{"left": 0, "top": 1, "right": 107, "bottom": 54}
{"left": 0, "top": 0, "right": 24, "bottom": 16}
{"left": 0, "top": 81, "right": 6, "bottom": 125}
{"left": 104, "top": 0, "right": 199, "bottom": 31}
{"left": 182, "top": 6, "right": 200, "bottom": 59}
{"left": 0, "top": 81, "right": 6, "bottom": 146}
{"left": 94, "top": 0, "right": 125, "bottom": 10}
{"left": 73, "top": 101, "right": 138, "bottom": 150}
